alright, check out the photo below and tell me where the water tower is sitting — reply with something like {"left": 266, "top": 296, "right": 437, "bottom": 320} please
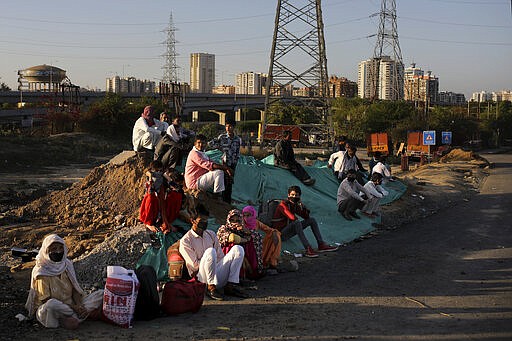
{"left": 18, "top": 64, "right": 67, "bottom": 92}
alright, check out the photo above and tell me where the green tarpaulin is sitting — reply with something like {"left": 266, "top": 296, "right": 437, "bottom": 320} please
{"left": 137, "top": 150, "right": 407, "bottom": 280}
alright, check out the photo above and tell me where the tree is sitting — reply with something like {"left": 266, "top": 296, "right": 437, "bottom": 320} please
{"left": 0, "top": 82, "right": 11, "bottom": 91}
{"left": 267, "top": 103, "right": 320, "bottom": 125}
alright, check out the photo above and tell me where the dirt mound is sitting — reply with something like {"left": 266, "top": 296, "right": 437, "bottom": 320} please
{"left": 439, "top": 148, "right": 475, "bottom": 163}
{"left": 2, "top": 153, "right": 150, "bottom": 260}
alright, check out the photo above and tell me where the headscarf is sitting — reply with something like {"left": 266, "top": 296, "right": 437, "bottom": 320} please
{"left": 25, "top": 234, "right": 84, "bottom": 317}
{"left": 242, "top": 206, "right": 258, "bottom": 230}
{"left": 141, "top": 106, "right": 155, "bottom": 126}
{"left": 225, "top": 209, "right": 242, "bottom": 231}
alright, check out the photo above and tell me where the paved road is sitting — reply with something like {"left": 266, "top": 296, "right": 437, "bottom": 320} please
{"left": 306, "top": 151, "right": 512, "bottom": 340}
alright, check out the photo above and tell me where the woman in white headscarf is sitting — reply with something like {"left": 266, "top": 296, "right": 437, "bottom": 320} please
{"left": 25, "top": 234, "right": 103, "bottom": 329}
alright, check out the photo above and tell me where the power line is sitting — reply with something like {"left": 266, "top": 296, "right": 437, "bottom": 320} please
{"left": 401, "top": 35, "right": 512, "bottom": 46}
{"left": 399, "top": 16, "right": 512, "bottom": 28}
{"left": 426, "top": 0, "right": 508, "bottom": 4}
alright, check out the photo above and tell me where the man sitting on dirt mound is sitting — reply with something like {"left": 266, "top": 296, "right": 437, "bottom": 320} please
{"left": 179, "top": 204, "right": 249, "bottom": 301}
{"left": 185, "top": 134, "right": 233, "bottom": 198}
{"left": 272, "top": 185, "right": 338, "bottom": 258}
{"left": 274, "top": 130, "right": 315, "bottom": 186}
{"left": 132, "top": 105, "right": 166, "bottom": 152}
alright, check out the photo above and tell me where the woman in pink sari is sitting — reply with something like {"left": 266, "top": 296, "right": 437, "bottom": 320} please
{"left": 242, "top": 206, "right": 282, "bottom": 275}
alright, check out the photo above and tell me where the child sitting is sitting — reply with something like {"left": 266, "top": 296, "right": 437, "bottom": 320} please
{"left": 159, "top": 169, "right": 185, "bottom": 233}
{"left": 139, "top": 160, "right": 165, "bottom": 247}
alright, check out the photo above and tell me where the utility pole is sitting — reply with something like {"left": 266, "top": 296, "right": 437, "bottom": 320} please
{"left": 263, "top": 0, "right": 331, "bottom": 143}
{"left": 368, "top": 0, "right": 404, "bottom": 101}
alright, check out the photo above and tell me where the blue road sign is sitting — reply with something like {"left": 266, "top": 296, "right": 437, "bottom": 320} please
{"left": 423, "top": 130, "right": 436, "bottom": 145}
{"left": 442, "top": 131, "right": 452, "bottom": 145}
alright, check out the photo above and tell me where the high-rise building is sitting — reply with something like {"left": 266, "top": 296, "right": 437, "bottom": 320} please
{"left": 378, "top": 57, "right": 404, "bottom": 100}
{"left": 493, "top": 90, "right": 512, "bottom": 102}
{"left": 328, "top": 76, "right": 357, "bottom": 98}
{"left": 105, "top": 76, "right": 155, "bottom": 94}
{"left": 471, "top": 91, "right": 492, "bottom": 102}
{"left": 358, "top": 56, "right": 403, "bottom": 100}
{"left": 190, "top": 53, "right": 215, "bottom": 93}
{"left": 403, "top": 63, "right": 439, "bottom": 104}
{"left": 235, "top": 72, "right": 266, "bottom": 95}
{"left": 439, "top": 91, "right": 466, "bottom": 105}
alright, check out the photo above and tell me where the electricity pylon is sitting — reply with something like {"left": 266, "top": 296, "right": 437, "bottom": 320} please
{"left": 162, "top": 12, "right": 179, "bottom": 83}
{"left": 263, "top": 0, "right": 331, "bottom": 142}
{"left": 368, "top": 0, "right": 404, "bottom": 101}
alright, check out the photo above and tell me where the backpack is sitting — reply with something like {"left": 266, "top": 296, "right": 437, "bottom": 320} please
{"left": 258, "top": 199, "right": 281, "bottom": 227}
{"left": 134, "top": 265, "right": 160, "bottom": 321}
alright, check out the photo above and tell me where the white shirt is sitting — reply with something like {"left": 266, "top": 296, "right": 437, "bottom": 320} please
{"left": 166, "top": 124, "right": 195, "bottom": 143}
{"left": 372, "top": 161, "right": 391, "bottom": 178}
{"left": 132, "top": 117, "right": 163, "bottom": 151}
{"left": 361, "top": 181, "right": 389, "bottom": 199}
{"left": 337, "top": 178, "right": 367, "bottom": 206}
{"left": 179, "top": 229, "right": 224, "bottom": 276}
{"left": 328, "top": 151, "right": 357, "bottom": 173}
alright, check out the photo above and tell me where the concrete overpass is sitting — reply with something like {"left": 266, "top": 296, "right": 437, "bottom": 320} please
{"left": 0, "top": 91, "right": 266, "bottom": 126}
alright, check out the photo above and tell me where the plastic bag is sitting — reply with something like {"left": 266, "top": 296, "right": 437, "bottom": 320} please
{"left": 102, "top": 266, "right": 140, "bottom": 328}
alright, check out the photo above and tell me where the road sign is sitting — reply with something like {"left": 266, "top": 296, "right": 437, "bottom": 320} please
{"left": 442, "top": 131, "right": 452, "bottom": 145}
{"left": 423, "top": 130, "right": 436, "bottom": 146}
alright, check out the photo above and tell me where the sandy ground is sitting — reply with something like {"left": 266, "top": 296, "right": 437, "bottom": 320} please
{"left": 0, "top": 134, "right": 499, "bottom": 340}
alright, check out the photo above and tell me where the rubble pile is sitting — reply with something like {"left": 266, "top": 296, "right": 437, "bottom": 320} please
{"left": 2, "top": 153, "right": 151, "bottom": 259}
{"left": 439, "top": 148, "right": 474, "bottom": 163}
{"left": 74, "top": 224, "right": 148, "bottom": 287}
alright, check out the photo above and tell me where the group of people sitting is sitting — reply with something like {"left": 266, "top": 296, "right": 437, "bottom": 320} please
{"left": 328, "top": 137, "right": 393, "bottom": 221}
{"left": 24, "top": 108, "right": 395, "bottom": 329}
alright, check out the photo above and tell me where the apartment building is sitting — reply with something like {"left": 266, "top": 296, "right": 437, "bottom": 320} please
{"left": 358, "top": 56, "right": 404, "bottom": 100}
{"left": 190, "top": 53, "right": 215, "bottom": 93}
{"left": 236, "top": 72, "right": 267, "bottom": 95}
{"left": 403, "top": 63, "right": 439, "bottom": 104}
{"left": 328, "top": 76, "right": 357, "bottom": 98}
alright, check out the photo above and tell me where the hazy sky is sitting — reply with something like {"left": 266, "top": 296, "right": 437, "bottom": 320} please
{"left": 0, "top": 0, "right": 510, "bottom": 97}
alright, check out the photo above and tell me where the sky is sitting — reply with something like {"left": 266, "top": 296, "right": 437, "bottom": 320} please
{"left": 0, "top": 0, "right": 511, "bottom": 98}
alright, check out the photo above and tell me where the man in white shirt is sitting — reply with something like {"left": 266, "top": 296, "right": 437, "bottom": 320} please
{"left": 328, "top": 144, "right": 366, "bottom": 182}
{"left": 132, "top": 106, "right": 165, "bottom": 152}
{"left": 337, "top": 169, "right": 369, "bottom": 221}
{"left": 179, "top": 204, "right": 247, "bottom": 301}
{"left": 371, "top": 155, "right": 393, "bottom": 184}
{"left": 360, "top": 172, "right": 389, "bottom": 218}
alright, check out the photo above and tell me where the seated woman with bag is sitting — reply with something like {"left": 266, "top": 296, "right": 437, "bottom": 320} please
{"left": 217, "top": 209, "right": 265, "bottom": 279}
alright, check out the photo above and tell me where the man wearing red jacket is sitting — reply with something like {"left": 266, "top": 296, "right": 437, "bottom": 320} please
{"left": 272, "top": 185, "right": 338, "bottom": 258}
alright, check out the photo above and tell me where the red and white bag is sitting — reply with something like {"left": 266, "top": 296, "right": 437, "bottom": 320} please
{"left": 102, "top": 266, "right": 140, "bottom": 328}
